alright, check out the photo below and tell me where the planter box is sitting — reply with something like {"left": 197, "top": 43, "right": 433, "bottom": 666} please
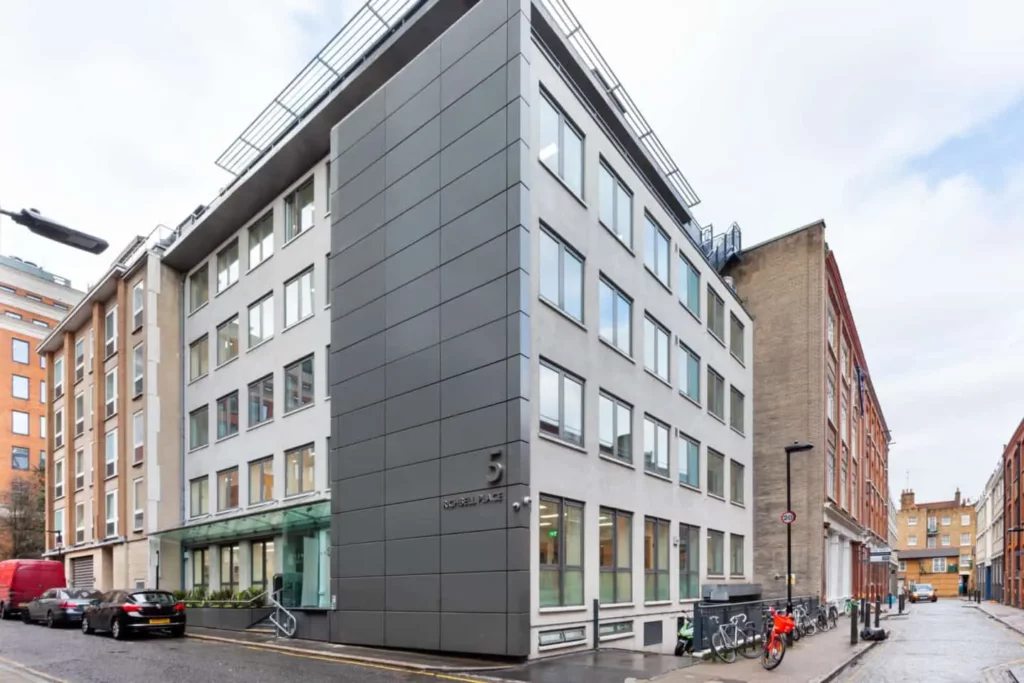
{"left": 186, "top": 607, "right": 273, "bottom": 631}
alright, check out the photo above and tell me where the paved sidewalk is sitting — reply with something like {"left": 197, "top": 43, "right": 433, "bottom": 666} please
{"left": 968, "top": 600, "right": 1024, "bottom": 636}
{"left": 635, "top": 618, "right": 883, "bottom": 683}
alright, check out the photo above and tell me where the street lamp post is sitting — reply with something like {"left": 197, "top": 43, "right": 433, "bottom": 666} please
{"left": 784, "top": 442, "right": 814, "bottom": 615}
{"left": 0, "top": 206, "right": 109, "bottom": 254}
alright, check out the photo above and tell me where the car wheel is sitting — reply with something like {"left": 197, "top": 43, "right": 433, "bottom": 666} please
{"left": 81, "top": 616, "right": 94, "bottom": 635}
{"left": 21, "top": 609, "right": 32, "bottom": 625}
{"left": 46, "top": 612, "right": 56, "bottom": 629}
{"left": 0, "top": 603, "right": 8, "bottom": 620}
{"left": 111, "top": 617, "right": 127, "bottom": 640}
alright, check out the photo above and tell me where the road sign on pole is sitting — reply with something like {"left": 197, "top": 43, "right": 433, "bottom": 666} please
{"left": 781, "top": 511, "right": 796, "bottom": 524}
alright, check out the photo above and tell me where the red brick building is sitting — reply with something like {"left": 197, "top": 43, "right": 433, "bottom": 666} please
{"left": 1002, "top": 419, "right": 1024, "bottom": 605}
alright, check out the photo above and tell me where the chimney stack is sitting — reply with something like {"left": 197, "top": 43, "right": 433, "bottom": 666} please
{"left": 900, "top": 489, "right": 915, "bottom": 510}
{"left": 955, "top": 488, "right": 961, "bottom": 507}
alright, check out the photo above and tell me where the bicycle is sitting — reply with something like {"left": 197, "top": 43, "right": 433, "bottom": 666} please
{"left": 816, "top": 603, "right": 835, "bottom": 632}
{"left": 707, "top": 613, "right": 760, "bottom": 663}
{"left": 761, "top": 606, "right": 795, "bottom": 671}
{"left": 792, "top": 604, "right": 817, "bottom": 638}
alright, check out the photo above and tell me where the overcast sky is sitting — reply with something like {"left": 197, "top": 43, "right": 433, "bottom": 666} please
{"left": 2, "top": 0, "right": 1022, "bottom": 504}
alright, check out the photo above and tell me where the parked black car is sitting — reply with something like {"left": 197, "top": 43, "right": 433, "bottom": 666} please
{"left": 81, "top": 589, "right": 186, "bottom": 640}
{"left": 21, "top": 588, "right": 101, "bottom": 628}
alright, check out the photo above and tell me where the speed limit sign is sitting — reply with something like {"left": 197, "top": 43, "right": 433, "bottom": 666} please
{"left": 781, "top": 511, "right": 796, "bottom": 524}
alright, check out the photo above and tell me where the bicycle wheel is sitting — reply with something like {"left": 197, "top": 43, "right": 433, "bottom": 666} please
{"left": 843, "top": 601, "right": 851, "bottom": 616}
{"left": 816, "top": 612, "right": 828, "bottom": 632}
{"left": 761, "top": 634, "right": 787, "bottom": 671}
{"left": 804, "top": 617, "right": 817, "bottom": 637}
{"left": 711, "top": 632, "right": 736, "bottom": 664}
{"left": 791, "top": 622, "right": 802, "bottom": 642}
{"left": 829, "top": 606, "right": 839, "bottom": 628}
{"left": 738, "top": 623, "right": 760, "bottom": 659}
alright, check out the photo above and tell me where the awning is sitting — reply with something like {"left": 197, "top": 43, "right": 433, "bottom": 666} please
{"left": 152, "top": 499, "right": 329, "bottom": 546}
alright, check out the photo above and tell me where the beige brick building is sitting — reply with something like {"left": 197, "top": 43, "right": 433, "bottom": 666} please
{"left": 723, "top": 220, "right": 891, "bottom": 602}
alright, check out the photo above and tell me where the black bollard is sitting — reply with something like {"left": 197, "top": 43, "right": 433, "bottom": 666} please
{"left": 874, "top": 595, "right": 881, "bottom": 628}
{"left": 850, "top": 602, "right": 859, "bottom": 644}
{"left": 898, "top": 592, "right": 905, "bottom": 614}
{"left": 864, "top": 599, "right": 871, "bottom": 629}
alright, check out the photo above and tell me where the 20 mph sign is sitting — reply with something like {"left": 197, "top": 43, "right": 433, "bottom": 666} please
{"left": 780, "top": 511, "right": 796, "bottom": 524}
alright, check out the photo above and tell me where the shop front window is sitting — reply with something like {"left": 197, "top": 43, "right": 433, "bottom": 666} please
{"left": 252, "top": 540, "right": 276, "bottom": 591}
{"left": 221, "top": 545, "right": 239, "bottom": 592}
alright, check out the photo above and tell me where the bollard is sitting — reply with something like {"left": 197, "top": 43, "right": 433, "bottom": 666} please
{"left": 850, "top": 602, "right": 859, "bottom": 645}
{"left": 864, "top": 600, "right": 871, "bottom": 629}
{"left": 898, "top": 592, "right": 905, "bottom": 614}
{"left": 874, "top": 595, "right": 881, "bottom": 628}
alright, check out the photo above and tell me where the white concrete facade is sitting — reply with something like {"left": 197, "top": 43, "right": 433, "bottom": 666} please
{"left": 976, "top": 464, "right": 1004, "bottom": 596}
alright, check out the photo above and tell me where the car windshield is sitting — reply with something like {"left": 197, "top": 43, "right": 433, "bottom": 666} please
{"left": 916, "top": 584, "right": 933, "bottom": 591}
{"left": 130, "top": 591, "right": 175, "bottom": 605}
{"left": 67, "top": 590, "right": 101, "bottom": 600}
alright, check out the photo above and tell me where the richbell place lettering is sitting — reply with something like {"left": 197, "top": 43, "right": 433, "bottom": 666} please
{"left": 442, "top": 491, "right": 505, "bottom": 511}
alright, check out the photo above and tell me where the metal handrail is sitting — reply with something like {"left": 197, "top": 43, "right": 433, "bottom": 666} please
{"left": 268, "top": 589, "right": 297, "bottom": 639}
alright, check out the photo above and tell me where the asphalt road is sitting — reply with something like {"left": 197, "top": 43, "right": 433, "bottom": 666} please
{"left": 0, "top": 619, "right": 496, "bottom": 683}
{"left": 837, "top": 599, "right": 1024, "bottom": 682}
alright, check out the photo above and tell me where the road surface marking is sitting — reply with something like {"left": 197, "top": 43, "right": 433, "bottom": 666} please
{"left": 238, "top": 645, "right": 492, "bottom": 683}
{"left": 0, "top": 656, "right": 69, "bottom": 683}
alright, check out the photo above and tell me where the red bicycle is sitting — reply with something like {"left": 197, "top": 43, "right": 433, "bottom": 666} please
{"left": 761, "top": 606, "right": 795, "bottom": 670}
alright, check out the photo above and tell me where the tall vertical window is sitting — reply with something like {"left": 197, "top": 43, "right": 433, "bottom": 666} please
{"left": 730, "top": 460, "right": 745, "bottom": 505}
{"left": 538, "top": 228, "right": 583, "bottom": 322}
{"left": 730, "top": 534, "right": 745, "bottom": 577}
{"left": 599, "top": 508, "right": 632, "bottom": 605}
{"left": 729, "top": 314, "right": 745, "bottom": 363}
{"left": 708, "top": 529, "right": 724, "bottom": 576}
{"left": 40, "top": 381, "right": 45, "bottom": 402}
{"left": 132, "top": 411, "right": 144, "bottom": 464}
{"left": 840, "top": 448, "right": 849, "bottom": 509}
{"left": 190, "top": 477, "right": 209, "bottom": 517}
{"left": 248, "top": 374, "right": 274, "bottom": 426}
{"left": 827, "top": 441, "right": 836, "bottom": 499}
{"left": 12, "top": 446, "right": 29, "bottom": 471}
{"left": 74, "top": 393, "right": 85, "bottom": 436}
{"left": 192, "top": 548, "right": 209, "bottom": 589}
{"left": 730, "top": 387, "right": 745, "bottom": 434}
{"left": 12, "top": 374, "right": 29, "bottom": 400}
{"left": 251, "top": 540, "right": 275, "bottom": 591}
{"left": 221, "top": 545, "right": 240, "bottom": 591}
{"left": 598, "top": 278, "right": 632, "bottom": 356}
{"left": 679, "top": 524, "right": 700, "bottom": 599}
{"left": 216, "top": 239, "right": 240, "bottom": 292}
{"left": 961, "top": 533, "right": 971, "bottom": 546}
{"left": 132, "top": 343, "right": 144, "bottom": 396}
{"left": 284, "top": 178, "right": 315, "bottom": 242}
{"left": 598, "top": 162, "right": 633, "bottom": 248}
{"left": 644, "top": 517, "right": 670, "bottom": 602}
{"left": 54, "top": 408, "right": 64, "bottom": 449}
{"left": 132, "top": 281, "right": 144, "bottom": 330}
{"left": 39, "top": 415, "right": 46, "bottom": 438}
{"left": 104, "top": 306, "right": 117, "bottom": 357}
{"left": 74, "top": 338, "right": 85, "bottom": 382}
{"left": 12, "top": 338, "right": 29, "bottom": 364}
{"left": 248, "top": 212, "right": 274, "bottom": 269}
{"left": 189, "top": 335, "right": 209, "bottom": 381}
{"left": 217, "top": 391, "right": 239, "bottom": 439}
{"left": 826, "top": 369, "right": 836, "bottom": 423}
{"left": 851, "top": 461, "right": 858, "bottom": 519}
{"left": 104, "top": 368, "right": 117, "bottom": 418}
{"left": 538, "top": 496, "right": 583, "bottom": 607}
{"left": 538, "top": 361, "right": 583, "bottom": 446}
{"left": 217, "top": 467, "right": 239, "bottom": 511}
{"left": 248, "top": 293, "right": 274, "bottom": 347}
{"left": 54, "top": 459, "right": 65, "bottom": 498}
{"left": 216, "top": 316, "right": 239, "bottom": 366}
{"left": 643, "top": 416, "right": 670, "bottom": 478}
{"left": 189, "top": 265, "right": 209, "bottom": 313}
{"left": 840, "top": 395, "right": 848, "bottom": 440}
{"left": 643, "top": 316, "right": 670, "bottom": 382}
{"left": 12, "top": 410, "right": 29, "bottom": 435}
{"left": 104, "top": 428, "right": 117, "bottom": 478}
{"left": 284, "top": 355, "right": 315, "bottom": 413}
{"left": 75, "top": 502, "right": 86, "bottom": 543}
{"left": 678, "top": 253, "right": 700, "bottom": 317}
{"left": 325, "top": 162, "right": 332, "bottom": 214}
{"left": 189, "top": 405, "right": 209, "bottom": 450}
{"left": 53, "top": 357, "right": 64, "bottom": 398}
{"left": 538, "top": 93, "right": 583, "bottom": 197}
{"left": 105, "top": 491, "right": 117, "bottom": 538}
{"left": 285, "top": 443, "right": 315, "bottom": 496}
{"left": 53, "top": 509, "right": 64, "bottom": 547}
{"left": 679, "top": 434, "right": 700, "bottom": 489}
{"left": 679, "top": 344, "right": 700, "bottom": 403}
{"left": 598, "top": 393, "right": 632, "bottom": 463}
{"left": 841, "top": 342, "right": 849, "bottom": 380}
{"left": 827, "top": 304, "right": 836, "bottom": 349}
{"left": 707, "top": 287, "right": 725, "bottom": 341}
{"left": 644, "top": 215, "right": 670, "bottom": 285}
{"left": 249, "top": 457, "right": 274, "bottom": 504}
{"left": 707, "top": 366, "right": 725, "bottom": 420}
{"left": 284, "top": 267, "right": 314, "bottom": 327}
{"left": 75, "top": 449, "right": 86, "bottom": 490}
{"left": 133, "top": 478, "right": 144, "bottom": 530}
{"left": 707, "top": 449, "right": 725, "bottom": 498}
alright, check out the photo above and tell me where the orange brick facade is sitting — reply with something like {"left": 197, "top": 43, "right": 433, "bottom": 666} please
{"left": 1003, "top": 420, "right": 1024, "bottom": 605}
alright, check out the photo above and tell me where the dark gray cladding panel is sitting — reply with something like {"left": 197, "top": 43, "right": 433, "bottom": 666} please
{"left": 329, "top": 0, "right": 533, "bottom": 657}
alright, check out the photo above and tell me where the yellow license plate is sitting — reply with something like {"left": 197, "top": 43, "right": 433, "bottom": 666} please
{"left": 150, "top": 618, "right": 171, "bottom": 625}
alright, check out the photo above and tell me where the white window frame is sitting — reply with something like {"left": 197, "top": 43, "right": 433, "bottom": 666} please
{"left": 133, "top": 411, "right": 144, "bottom": 464}
{"left": 216, "top": 238, "right": 240, "bottom": 292}
{"left": 74, "top": 338, "right": 85, "bottom": 382}
{"left": 643, "top": 214, "right": 670, "bottom": 286}
{"left": 643, "top": 315, "right": 670, "bottom": 382}
{"left": 12, "top": 374, "right": 29, "bottom": 400}
{"left": 104, "top": 306, "right": 117, "bottom": 358}
{"left": 284, "top": 267, "right": 315, "bottom": 328}
{"left": 908, "top": 516, "right": 917, "bottom": 526}
{"left": 74, "top": 393, "right": 85, "bottom": 436}
{"left": 12, "top": 410, "right": 29, "bottom": 436}
{"left": 908, "top": 535, "right": 917, "bottom": 546}
{"left": 538, "top": 227, "right": 584, "bottom": 323}
{"left": 54, "top": 458, "right": 65, "bottom": 499}
{"left": 961, "top": 514, "right": 971, "bottom": 526}
{"left": 53, "top": 508, "right": 65, "bottom": 548}
{"left": 133, "top": 343, "right": 144, "bottom": 396}
{"left": 133, "top": 478, "right": 144, "bottom": 531}
{"left": 598, "top": 277, "right": 632, "bottom": 356}
{"left": 75, "top": 448, "right": 86, "bottom": 490}
{"left": 105, "top": 367, "right": 117, "bottom": 418}
{"left": 54, "top": 408, "right": 64, "bottom": 449}
{"left": 931, "top": 557, "right": 946, "bottom": 573}
{"left": 248, "top": 212, "right": 274, "bottom": 270}
{"left": 248, "top": 293, "right": 274, "bottom": 347}
{"left": 961, "top": 533, "right": 971, "bottom": 546}
{"left": 189, "top": 264, "right": 209, "bottom": 313}
{"left": 284, "top": 177, "right": 315, "bottom": 243}
{"left": 941, "top": 516, "right": 950, "bottom": 526}
{"left": 53, "top": 356, "right": 64, "bottom": 398}
{"left": 643, "top": 415, "right": 670, "bottom": 479}
{"left": 598, "top": 160, "right": 631, "bottom": 246}
{"left": 132, "top": 281, "right": 144, "bottom": 330}
{"left": 75, "top": 502, "right": 86, "bottom": 543}
{"left": 105, "top": 491, "right": 117, "bottom": 538}
{"left": 12, "top": 338, "right": 30, "bottom": 364}
{"left": 539, "top": 92, "right": 585, "bottom": 198}
{"left": 105, "top": 428, "right": 117, "bottom": 478}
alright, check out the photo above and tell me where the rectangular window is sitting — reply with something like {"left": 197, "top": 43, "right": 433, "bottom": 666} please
{"left": 679, "top": 434, "right": 700, "bottom": 489}
{"left": 538, "top": 227, "right": 584, "bottom": 322}
{"left": 189, "top": 335, "right": 209, "bottom": 381}
{"left": 840, "top": 396, "right": 848, "bottom": 440}
{"left": 707, "top": 449, "right": 725, "bottom": 498}
{"left": 216, "top": 316, "right": 239, "bottom": 366}
{"left": 325, "top": 162, "right": 332, "bottom": 213}
{"left": 539, "top": 93, "right": 583, "bottom": 197}
{"left": 961, "top": 514, "right": 971, "bottom": 526}
{"left": 598, "top": 162, "right": 632, "bottom": 246}
{"left": 249, "top": 457, "right": 274, "bottom": 504}
{"left": 599, "top": 508, "right": 632, "bottom": 605}
{"left": 190, "top": 477, "right": 209, "bottom": 517}
{"left": 217, "top": 467, "right": 239, "bottom": 511}
{"left": 961, "top": 533, "right": 971, "bottom": 546}
{"left": 104, "top": 428, "right": 117, "bottom": 478}
{"left": 216, "top": 391, "right": 239, "bottom": 439}
{"left": 678, "top": 253, "right": 701, "bottom": 317}
{"left": 707, "top": 366, "right": 725, "bottom": 420}
{"left": 105, "top": 491, "right": 117, "bottom": 538}
{"left": 74, "top": 393, "right": 85, "bottom": 436}
{"left": 941, "top": 534, "right": 950, "bottom": 547}
{"left": 643, "top": 416, "right": 670, "bottom": 478}
{"left": 132, "top": 343, "right": 144, "bottom": 396}
{"left": 12, "top": 374, "right": 29, "bottom": 399}
{"left": 39, "top": 415, "right": 46, "bottom": 437}
{"left": 932, "top": 558, "right": 946, "bottom": 573}
{"left": 132, "top": 411, "right": 144, "bottom": 464}
{"left": 11, "top": 446, "right": 29, "bottom": 471}
{"left": 827, "top": 369, "right": 836, "bottom": 422}
{"left": 851, "top": 461, "right": 858, "bottom": 519}
{"left": 538, "top": 361, "right": 584, "bottom": 446}
{"left": 729, "top": 314, "right": 744, "bottom": 363}
{"left": 41, "top": 380, "right": 46, "bottom": 402}
{"left": 284, "top": 178, "right": 315, "bottom": 242}
{"left": 598, "top": 278, "right": 632, "bottom": 356}
{"left": 598, "top": 393, "right": 632, "bottom": 463}
{"left": 54, "top": 408, "right": 64, "bottom": 449}
{"left": 104, "top": 368, "right": 117, "bottom": 418}
{"left": 248, "top": 212, "right": 274, "bottom": 269}
{"left": 189, "top": 405, "right": 209, "bottom": 450}
{"left": 730, "top": 460, "right": 745, "bottom": 505}
{"left": 53, "top": 357, "right": 64, "bottom": 399}
{"left": 644, "top": 215, "right": 670, "bottom": 285}
{"left": 284, "top": 355, "right": 315, "bottom": 413}
{"left": 251, "top": 540, "right": 275, "bottom": 590}
{"left": 189, "top": 265, "right": 209, "bottom": 313}
{"left": 827, "top": 441, "right": 836, "bottom": 499}
{"left": 643, "top": 315, "right": 670, "bottom": 382}
{"left": 75, "top": 449, "right": 86, "bottom": 490}
{"left": 827, "top": 304, "right": 836, "bottom": 349}
{"left": 192, "top": 548, "right": 209, "bottom": 589}
{"left": 221, "top": 545, "right": 240, "bottom": 592}
{"left": 248, "top": 293, "right": 274, "bottom": 347}
{"left": 53, "top": 509, "right": 64, "bottom": 547}
{"left": 539, "top": 496, "right": 584, "bottom": 607}
{"left": 325, "top": 345, "right": 331, "bottom": 397}
{"left": 908, "top": 535, "right": 917, "bottom": 546}
{"left": 941, "top": 516, "right": 950, "bottom": 526}
{"left": 284, "top": 268, "right": 314, "bottom": 327}
{"left": 927, "top": 537, "right": 936, "bottom": 549}
{"left": 5, "top": 311, "right": 22, "bottom": 320}
{"left": 899, "top": 560, "right": 907, "bottom": 572}
{"left": 730, "top": 534, "right": 745, "bottom": 577}
{"left": 12, "top": 410, "right": 28, "bottom": 435}
{"left": 133, "top": 478, "right": 144, "bottom": 530}
{"left": 730, "top": 386, "right": 745, "bottom": 434}
{"left": 708, "top": 529, "right": 725, "bottom": 576}
{"left": 216, "top": 239, "right": 239, "bottom": 292}
{"left": 707, "top": 287, "right": 725, "bottom": 341}
{"left": 678, "top": 343, "right": 700, "bottom": 403}
{"left": 840, "top": 449, "right": 848, "bottom": 509}
{"left": 132, "top": 281, "right": 144, "bottom": 330}
{"left": 13, "top": 338, "right": 29, "bottom": 364}
{"left": 680, "top": 523, "right": 700, "bottom": 599}
{"left": 104, "top": 307, "right": 117, "bottom": 357}
{"left": 74, "top": 502, "right": 88, "bottom": 543}
{"left": 644, "top": 517, "right": 670, "bottom": 602}
{"left": 285, "top": 443, "right": 315, "bottom": 496}
{"left": 75, "top": 338, "right": 85, "bottom": 382}
{"left": 248, "top": 374, "right": 274, "bottom": 427}
{"left": 908, "top": 516, "right": 917, "bottom": 526}
{"left": 960, "top": 555, "right": 971, "bottom": 567}
{"left": 54, "top": 459, "right": 65, "bottom": 498}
